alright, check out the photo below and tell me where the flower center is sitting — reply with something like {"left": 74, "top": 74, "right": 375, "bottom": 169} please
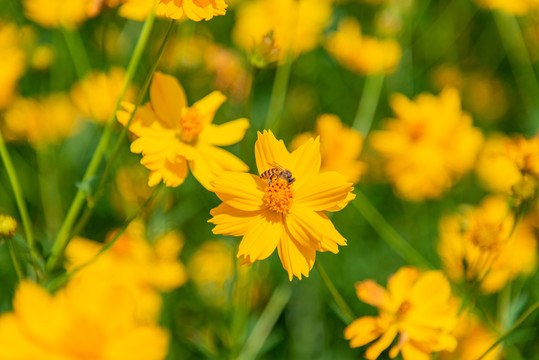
{"left": 179, "top": 107, "right": 204, "bottom": 142}
{"left": 263, "top": 178, "right": 294, "bottom": 213}
{"left": 397, "top": 301, "right": 412, "bottom": 317}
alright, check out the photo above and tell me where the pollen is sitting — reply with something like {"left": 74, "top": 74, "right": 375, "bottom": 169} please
{"left": 179, "top": 107, "right": 204, "bottom": 142}
{"left": 263, "top": 177, "right": 294, "bottom": 213}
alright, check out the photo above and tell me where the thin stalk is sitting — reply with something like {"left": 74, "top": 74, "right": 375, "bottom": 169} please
{"left": 352, "top": 74, "right": 384, "bottom": 136}
{"left": 237, "top": 282, "right": 292, "bottom": 360}
{"left": 476, "top": 301, "right": 539, "bottom": 360}
{"left": 6, "top": 238, "right": 24, "bottom": 281}
{"left": 352, "top": 191, "right": 432, "bottom": 269}
{"left": 46, "top": 5, "right": 158, "bottom": 272}
{"left": 70, "top": 20, "right": 177, "bottom": 238}
{"left": 36, "top": 147, "right": 63, "bottom": 236}
{"left": 60, "top": 27, "right": 92, "bottom": 80}
{"left": 0, "top": 130, "right": 39, "bottom": 272}
{"left": 264, "top": 53, "right": 293, "bottom": 134}
{"left": 315, "top": 261, "right": 356, "bottom": 324}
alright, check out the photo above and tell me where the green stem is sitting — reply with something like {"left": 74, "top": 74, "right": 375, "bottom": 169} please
{"left": 315, "top": 261, "right": 356, "bottom": 324}
{"left": 70, "top": 20, "right": 177, "bottom": 238}
{"left": 476, "top": 301, "right": 539, "bottom": 360}
{"left": 6, "top": 238, "right": 24, "bottom": 281}
{"left": 264, "top": 53, "right": 293, "bottom": 134}
{"left": 46, "top": 5, "right": 158, "bottom": 273}
{"left": 236, "top": 282, "right": 292, "bottom": 360}
{"left": 36, "top": 147, "right": 63, "bottom": 236}
{"left": 352, "top": 191, "right": 432, "bottom": 269}
{"left": 352, "top": 74, "right": 384, "bottom": 136}
{"left": 0, "top": 130, "right": 40, "bottom": 272}
{"left": 60, "top": 27, "right": 92, "bottom": 80}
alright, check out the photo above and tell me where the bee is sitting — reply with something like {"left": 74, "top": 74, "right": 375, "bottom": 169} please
{"left": 260, "top": 162, "right": 295, "bottom": 185}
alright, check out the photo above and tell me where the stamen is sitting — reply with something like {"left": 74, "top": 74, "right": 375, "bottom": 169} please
{"left": 179, "top": 107, "right": 204, "bottom": 142}
{"left": 263, "top": 177, "right": 294, "bottom": 213}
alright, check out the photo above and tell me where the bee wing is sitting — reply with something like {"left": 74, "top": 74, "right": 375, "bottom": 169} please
{"left": 268, "top": 161, "right": 286, "bottom": 171}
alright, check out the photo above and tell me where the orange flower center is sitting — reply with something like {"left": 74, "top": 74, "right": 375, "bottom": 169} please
{"left": 398, "top": 301, "right": 412, "bottom": 317}
{"left": 263, "top": 178, "right": 294, "bottom": 213}
{"left": 180, "top": 107, "right": 204, "bottom": 142}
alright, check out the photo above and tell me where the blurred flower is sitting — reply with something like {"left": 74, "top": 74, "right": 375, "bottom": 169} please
{"left": 66, "top": 220, "right": 187, "bottom": 321}
{"left": 0, "top": 214, "right": 17, "bottom": 239}
{"left": 117, "top": 0, "right": 228, "bottom": 21}
{"left": 370, "top": 88, "right": 484, "bottom": 201}
{"left": 232, "top": 0, "right": 332, "bottom": 62}
{"left": 23, "top": 0, "right": 91, "bottom": 29}
{"left": 0, "top": 279, "right": 169, "bottom": 359}
{"left": 208, "top": 130, "right": 355, "bottom": 280}
{"left": 326, "top": 17, "right": 401, "bottom": 75}
{"left": 345, "top": 267, "right": 459, "bottom": 360}
{"left": 438, "top": 196, "right": 537, "bottom": 293}
{"left": 87, "top": 0, "right": 125, "bottom": 17}
{"left": 291, "top": 114, "right": 366, "bottom": 184}
{"left": 113, "top": 164, "right": 154, "bottom": 215}
{"left": 2, "top": 94, "right": 80, "bottom": 148}
{"left": 71, "top": 67, "right": 135, "bottom": 125}
{"left": 0, "top": 22, "right": 26, "bottom": 110}
{"left": 474, "top": 0, "right": 539, "bottom": 16}
{"left": 439, "top": 311, "right": 500, "bottom": 360}
{"left": 117, "top": 71, "right": 249, "bottom": 189}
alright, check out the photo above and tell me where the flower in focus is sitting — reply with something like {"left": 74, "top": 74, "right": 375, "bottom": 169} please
{"left": 66, "top": 220, "right": 187, "bottom": 321}
{"left": 23, "top": 0, "right": 91, "bottom": 29}
{"left": 370, "top": 88, "right": 484, "bottom": 201}
{"left": 2, "top": 94, "right": 80, "bottom": 148}
{"left": 71, "top": 67, "right": 135, "bottom": 125}
{"left": 0, "top": 214, "right": 17, "bottom": 239}
{"left": 0, "top": 22, "right": 26, "bottom": 110}
{"left": 232, "top": 0, "right": 332, "bottom": 62}
{"left": 117, "top": 0, "right": 228, "bottom": 21}
{"left": 291, "top": 114, "right": 366, "bottom": 183}
{"left": 326, "top": 17, "right": 402, "bottom": 75}
{"left": 208, "top": 130, "right": 355, "bottom": 280}
{"left": 345, "top": 267, "right": 459, "bottom": 360}
{"left": 438, "top": 196, "right": 537, "bottom": 293}
{"left": 474, "top": 0, "right": 539, "bottom": 16}
{"left": 0, "top": 279, "right": 169, "bottom": 359}
{"left": 117, "top": 71, "right": 249, "bottom": 189}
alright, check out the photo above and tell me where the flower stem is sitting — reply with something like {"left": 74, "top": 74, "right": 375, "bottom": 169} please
{"left": 352, "top": 74, "right": 384, "bottom": 136}
{"left": 0, "top": 130, "right": 40, "bottom": 273}
{"left": 60, "top": 27, "right": 91, "bottom": 80}
{"left": 476, "top": 301, "right": 539, "bottom": 360}
{"left": 352, "top": 191, "right": 433, "bottom": 269}
{"left": 6, "top": 237, "right": 24, "bottom": 281}
{"left": 264, "top": 53, "right": 293, "bottom": 135}
{"left": 315, "top": 261, "right": 356, "bottom": 324}
{"left": 46, "top": 5, "right": 158, "bottom": 273}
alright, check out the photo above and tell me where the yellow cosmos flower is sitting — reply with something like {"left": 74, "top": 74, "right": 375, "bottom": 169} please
{"left": 326, "top": 17, "right": 402, "bottom": 75}
{"left": 370, "top": 88, "right": 484, "bottom": 201}
{"left": 117, "top": 71, "right": 249, "bottom": 189}
{"left": 23, "top": 0, "right": 91, "bottom": 29}
{"left": 66, "top": 220, "right": 187, "bottom": 321}
{"left": 438, "top": 196, "right": 537, "bottom": 293}
{"left": 474, "top": 0, "right": 539, "bottom": 16}
{"left": 0, "top": 214, "right": 17, "bottom": 239}
{"left": 291, "top": 114, "right": 366, "bottom": 184}
{"left": 117, "top": 0, "right": 228, "bottom": 21}
{"left": 208, "top": 130, "right": 355, "bottom": 280}
{"left": 0, "top": 23, "right": 25, "bottom": 110}
{"left": 2, "top": 94, "right": 79, "bottom": 147}
{"left": 232, "top": 0, "right": 332, "bottom": 60}
{"left": 345, "top": 267, "right": 459, "bottom": 360}
{"left": 71, "top": 67, "right": 135, "bottom": 125}
{"left": 0, "top": 278, "right": 169, "bottom": 359}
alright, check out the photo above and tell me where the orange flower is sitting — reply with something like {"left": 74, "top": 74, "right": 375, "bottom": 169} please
{"left": 118, "top": 0, "right": 228, "bottom": 21}
{"left": 208, "top": 130, "right": 355, "bottom": 280}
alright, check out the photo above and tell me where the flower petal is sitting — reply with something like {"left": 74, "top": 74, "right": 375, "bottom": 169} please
{"left": 196, "top": 144, "right": 249, "bottom": 173}
{"left": 288, "top": 136, "right": 321, "bottom": 187}
{"left": 278, "top": 227, "right": 316, "bottom": 280}
{"left": 355, "top": 279, "right": 391, "bottom": 309}
{"left": 150, "top": 72, "right": 186, "bottom": 128}
{"left": 344, "top": 316, "right": 383, "bottom": 348}
{"left": 192, "top": 91, "right": 226, "bottom": 126}
{"left": 147, "top": 156, "right": 188, "bottom": 187}
{"left": 400, "top": 341, "right": 431, "bottom": 360}
{"left": 365, "top": 325, "right": 398, "bottom": 360}
{"left": 212, "top": 172, "right": 265, "bottom": 211}
{"left": 198, "top": 118, "right": 249, "bottom": 146}
{"left": 255, "top": 130, "right": 291, "bottom": 175}
{"left": 188, "top": 156, "right": 215, "bottom": 190}
{"left": 209, "top": 203, "right": 263, "bottom": 236}
{"left": 387, "top": 266, "right": 420, "bottom": 306}
{"left": 238, "top": 211, "right": 282, "bottom": 264}
{"left": 295, "top": 171, "right": 354, "bottom": 211}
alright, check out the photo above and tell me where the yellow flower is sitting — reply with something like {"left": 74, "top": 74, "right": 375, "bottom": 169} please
{"left": 71, "top": 67, "right": 135, "bottom": 125}
{"left": 23, "top": 0, "right": 91, "bottom": 29}
{"left": 345, "top": 267, "right": 459, "bottom": 360}
{"left": 474, "top": 0, "right": 539, "bottom": 16}
{"left": 370, "top": 88, "right": 484, "bottom": 201}
{"left": 117, "top": 0, "right": 228, "bottom": 21}
{"left": 291, "top": 114, "right": 366, "bottom": 184}
{"left": 0, "top": 22, "right": 26, "bottom": 110}
{"left": 66, "top": 220, "right": 187, "bottom": 321}
{"left": 232, "top": 0, "right": 332, "bottom": 61}
{"left": 117, "top": 71, "right": 249, "bottom": 189}
{"left": 0, "top": 214, "right": 17, "bottom": 238}
{"left": 326, "top": 17, "right": 402, "bottom": 75}
{"left": 2, "top": 94, "right": 80, "bottom": 147}
{"left": 208, "top": 130, "right": 355, "bottom": 280}
{"left": 438, "top": 196, "right": 537, "bottom": 293}
{"left": 0, "top": 278, "right": 169, "bottom": 359}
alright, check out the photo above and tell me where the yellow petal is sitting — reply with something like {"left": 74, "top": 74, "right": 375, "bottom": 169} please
{"left": 288, "top": 136, "right": 321, "bottom": 188}
{"left": 255, "top": 130, "right": 292, "bottom": 175}
{"left": 198, "top": 118, "right": 250, "bottom": 146}
{"left": 209, "top": 203, "right": 263, "bottom": 236}
{"left": 212, "top": 172, "right": 265, "bottom": 211}
{"left": 387, "top": 266, "right": 420, "bottom": 306}
{"left": 278, "top": 228, "right": 316, "bottom": 281}
{"left": 196, "top": 143, "right": 249, "bottom": 173}
{"left": 238, "top": 210, "right": 282, "bottom": 263}
{"left": 189, "top": 156, "right": 215, "bottom": 190}
{"left": 104, "top": 326, "right": 170, "bottom": 360}
{"left": 365, "top": 325, "right": 398, "bottom": 360}
{"left": 344, "top": 316, "right": 382, "bottom": 348}
{"left": 355, "top": 279, "right": 391, "bottom": 309}
{"left": 147, "top": 157, "right": 188, "bottom": 187}
{"left": 150, "top": 72, "right": 186, "bottom": 128}
{"left": 192, "top": 91, "right": 226, "bottom": 126}
{"left": 400, "top": 341, "right": 431, "bottom": 360}
{"left": 294, "top": 171, "right": 354, "bottom": 211}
